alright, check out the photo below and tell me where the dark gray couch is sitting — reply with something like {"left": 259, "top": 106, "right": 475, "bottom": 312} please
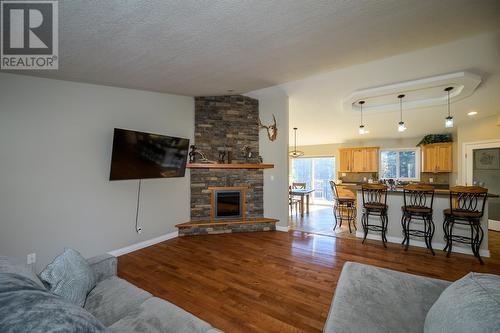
{"left": 0, "top": 254, "right": 222, "bottom": 333}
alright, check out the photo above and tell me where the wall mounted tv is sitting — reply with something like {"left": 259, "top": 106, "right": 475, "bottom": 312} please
{"left": 109, "top": 128, "right": 190, "bottom": 181}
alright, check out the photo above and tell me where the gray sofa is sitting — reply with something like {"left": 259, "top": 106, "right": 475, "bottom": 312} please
{"left": 323, "top": 262, "right": 500, "bottom": 333}
{"left": 0, "top": 254, "right": 221, "bottom": 333}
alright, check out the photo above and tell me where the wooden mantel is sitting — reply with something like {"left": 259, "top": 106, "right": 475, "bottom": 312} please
{"left": 187, "top": 163, "right": 274, "bottom": 169}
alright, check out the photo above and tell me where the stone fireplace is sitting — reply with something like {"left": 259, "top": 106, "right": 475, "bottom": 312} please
{"left": 176, "top": 95, "right": 277, "bottom": 236}
{"left": 190, "top": 95, "right": 263, "bottom": 220}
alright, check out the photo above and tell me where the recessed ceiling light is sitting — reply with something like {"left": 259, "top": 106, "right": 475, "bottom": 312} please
{"left": 467, "top": 111, "right": 478, "bottom": 116}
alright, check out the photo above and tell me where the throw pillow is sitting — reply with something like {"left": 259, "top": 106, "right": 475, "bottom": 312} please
{"left": 424, "top": 272, "right": 500, "bottom": 333}
{"left": 0, "top": 273, "right": 108, "bottom": 333}
{"left": 40, "top": 248, "right": 96, "bottom": 307}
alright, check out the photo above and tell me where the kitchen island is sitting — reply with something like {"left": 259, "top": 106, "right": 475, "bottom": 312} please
{"left": 350, "top": 187, "right": 497, "bottom": 257}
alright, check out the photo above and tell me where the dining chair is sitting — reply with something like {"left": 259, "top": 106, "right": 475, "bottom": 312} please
{"left": 292, "top": 182, "right": 306, "bottom": 189}
{"left": 288, "top": 186, "right": 300, "bottom": 216}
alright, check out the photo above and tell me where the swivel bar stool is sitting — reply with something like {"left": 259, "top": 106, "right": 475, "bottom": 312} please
{"left": 443, "top": 186, "right": 488, "bottom": 264}
{"left": 330, "top": 181, "right": 356, "bottom": 233}
{"left": 361, "top": 184, "right": 388, "bottom": 247}
{"left": 401, "top": 184, "right": 435, "bottom": 255}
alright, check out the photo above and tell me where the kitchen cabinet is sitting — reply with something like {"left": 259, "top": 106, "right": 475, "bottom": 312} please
{"left": 339, "top": 147, "right": 379, "bottom": 173}
{"left": 339, "top": 149, "right": 353, "bottom": 172}
{"left": 421, "top": 143, "right": 452, "bottom": 172}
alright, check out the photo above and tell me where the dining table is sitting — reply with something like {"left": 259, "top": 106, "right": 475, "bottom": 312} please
{"left": 289, "top": 188, "right": 315, "bottom": 217}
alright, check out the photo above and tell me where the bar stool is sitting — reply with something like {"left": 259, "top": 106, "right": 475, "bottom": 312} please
{"left": 361, "top": 184, "right": 388, "bottom": 247}
{"left": 401, "top": 184, "right": 435, "bottom": 255}
{"left": 330, "top": 181, "right": 356, "bottom": 233}
{"left": 443, "top": 186, "right": 488, "bottom": 264}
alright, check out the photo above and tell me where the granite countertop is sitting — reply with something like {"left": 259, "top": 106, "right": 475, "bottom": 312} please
{"left": 339, "top": 184, "right": 498, "bottom": 197}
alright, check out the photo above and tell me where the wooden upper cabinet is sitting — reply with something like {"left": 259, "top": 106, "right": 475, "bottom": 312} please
{"left": 339, "top": 147, "right": 379, "bottom": 173}
{"left": 364, "top": 147, "right": 379, "bottom": 172}
{"left": 421, "top": 143, "right": 452, "bottom": 173}
{"left": 351, "top": 149, "right": 365, "bottom": 172}
{"left": 422, "top": 145, "right": 436, "bottom": 173}
{"left": 339, "top": 148, "right": 352, "bottom": 172}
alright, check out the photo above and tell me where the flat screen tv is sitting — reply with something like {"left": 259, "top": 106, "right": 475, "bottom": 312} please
{"left": 109, "top": 128, "right": 190, "bottom": 181}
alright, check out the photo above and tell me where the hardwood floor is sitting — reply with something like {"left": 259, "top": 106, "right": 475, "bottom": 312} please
{"left": 118, "top": 230, "right": 500, "bottom": 333}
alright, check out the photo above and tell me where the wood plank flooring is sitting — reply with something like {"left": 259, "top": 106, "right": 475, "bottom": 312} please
{"left": 118, "top": 230, "right": 500, "bottom": 333}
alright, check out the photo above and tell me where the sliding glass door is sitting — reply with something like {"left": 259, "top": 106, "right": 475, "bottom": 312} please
{"left": 290, "top": 157, "right": 336, "bottom": 204}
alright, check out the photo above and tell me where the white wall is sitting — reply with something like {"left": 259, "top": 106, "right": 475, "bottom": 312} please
{"left": 0, "top": 73, "right": 194, "bottom": 270}
{"left": 246, "top": 87, "right": 289, "bottom": 229}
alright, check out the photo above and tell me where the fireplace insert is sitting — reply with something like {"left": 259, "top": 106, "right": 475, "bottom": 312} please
{"left": 214, "top": 190, "right": 242, "bottom": 219}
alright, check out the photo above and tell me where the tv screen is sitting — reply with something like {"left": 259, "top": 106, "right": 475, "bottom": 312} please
{"left": 109, "top": 128, "right": 190, "bottom": 181}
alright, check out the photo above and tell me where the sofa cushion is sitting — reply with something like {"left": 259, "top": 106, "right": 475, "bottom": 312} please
{"left": 40, "top": 248, "right": 96, "bottom": 307}
{"left": 0, "top": 256, "right": 44, "bottom": 288}
{"left": 324, "top": 262, "right": 450, "bottom": 333}
{"left": 0, "top": 272, "right": 108, "bottom": 333}
{"left": 424, "top": 272, "right": 500, "bottom": 333}
{"left": 85, "top": 276, "right": 152, "bottom": 326}
{"left": 109, "top": 297, "right": 216, "bottom": 333}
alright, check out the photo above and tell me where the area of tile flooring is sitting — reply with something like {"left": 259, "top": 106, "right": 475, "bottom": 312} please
{"left": 288, "top": 204, "right": 357, "bottom": 239}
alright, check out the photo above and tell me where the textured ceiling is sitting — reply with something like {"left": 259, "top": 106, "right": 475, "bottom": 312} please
{"left": 10, "top": 0, "right": 500, "bottom": 96}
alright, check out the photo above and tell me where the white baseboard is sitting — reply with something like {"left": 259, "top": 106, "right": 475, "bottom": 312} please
{"left": 108, "top": 231, "right": 178, "bottom": 257}
{"left": 276, "top": 225, "right": 290, "bottom": 232}
{"left": 489, "top": 219, "right": 500, "bottom": 232}
{"left": 355, "top": 231, "right": 490, "bottom": 257}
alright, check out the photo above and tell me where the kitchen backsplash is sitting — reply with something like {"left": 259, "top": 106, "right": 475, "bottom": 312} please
{"left": 338, "top": 172, "right": 376, "bottom": 183}
{"left": 339, "top": 172, "right": 450, "bottom": 185}
{"left": 420, "top": 172, "right": 450, "bottom": 184}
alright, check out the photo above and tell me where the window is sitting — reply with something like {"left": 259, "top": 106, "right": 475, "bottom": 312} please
{"left": 379, "top": 148, "right": 420, "bottom": 180}
{"left": 290, "top": 157, "right": 335, "bottom": 204}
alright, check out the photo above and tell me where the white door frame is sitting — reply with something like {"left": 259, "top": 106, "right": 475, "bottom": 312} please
{"left": 463, "top": 139, "right": 500, "bottom": 231}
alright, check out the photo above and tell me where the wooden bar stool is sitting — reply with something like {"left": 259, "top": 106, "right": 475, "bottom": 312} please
{"left": 401, "top": 184, "right": 435, "bottom": 255}
{"left": 330, "top": 181, "right": 356, "bottom": 233}
{"left": 443, "top": 186, "right": 488, "bottom": 264}
{"left": 361, "top": 184, "right": 388, "bottom": 247}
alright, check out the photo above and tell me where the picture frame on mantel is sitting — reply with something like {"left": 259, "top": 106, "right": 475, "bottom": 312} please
{"left": 474, "top": 148, "right": 500, "bottom": 170}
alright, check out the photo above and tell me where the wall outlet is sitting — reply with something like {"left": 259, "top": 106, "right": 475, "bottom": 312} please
{"left": 27, "top": 253, "right": 36, "bottom": 265}
{"left": 341, "top": 173, "right": 346, "bottom": 177}
{"left": 429, "top": 177, "right": 434, "bottom": 183}
{"left": 136, "top": 227, "right": 143, "bottom": 234}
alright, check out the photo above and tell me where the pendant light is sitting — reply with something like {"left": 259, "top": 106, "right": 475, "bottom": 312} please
{"left": 289, "top": 127, "right": 304, "bottom": 158}
{"left": 358, "top": 100, "right": 367, "bottom": 135}
{"left": 444, "top": 86, "right": 454, "bottom": 128}
{"left": 397, "top": 94, "right": 407, "bottom": 132}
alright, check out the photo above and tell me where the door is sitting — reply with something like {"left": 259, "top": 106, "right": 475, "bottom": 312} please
{"left": 465, "top": 141, "right": 500, "bottom": 231}
{"left": 291, "top": 157, "right": 336, "bottom": 205}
